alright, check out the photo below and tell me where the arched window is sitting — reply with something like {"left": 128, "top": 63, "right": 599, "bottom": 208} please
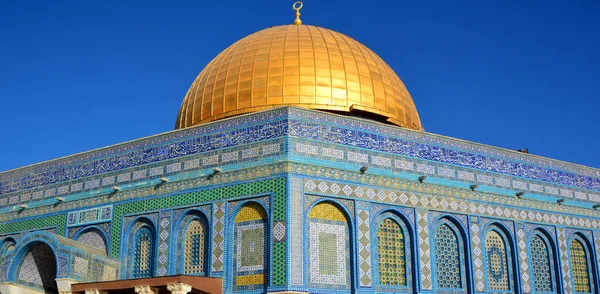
{"left": 75, "top": 228, "right": 108, "bottom": 255}
{"left": 529, "top": 231, "right": 556, "bottom": 293}
{"left": 133, "top": 226, "right": 154, "bottom": 278}
{"left": 570, "top": 237, "right": 593, "bottom": 293}
{"left": 377, "top": 217, "right": 410, "bottom": 288}
{"left": 433, "top": 219, "right": 466, "bottom": 290}
{"left": 484, "top": 228, "right": 513, "bottom": 291}
{"left": 184, "top": 218, "right": 207, "bottom": 274}
{"left": 308, "top": 201, "right": 351, "bottom": 290}
{"left": 0, "top": 238, "right": 16, "bottom": 255}
{"left": 233, "top": 202, "right": 268, "bottom": 289}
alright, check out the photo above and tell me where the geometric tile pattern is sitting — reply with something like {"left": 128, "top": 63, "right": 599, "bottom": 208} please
{"left": 211, "top": 202, "right": 226, "bottom": 273}
{"left": 184, "top": 219, "right": 206, "bottom": 274}
{"left": 74, "top": 256, "right": 89, "bottom": 278}
{"left": 233, "top": 203, "right": 267, "bottom": 289}
{"left": 530, "top": 233, "right": 554, "bottom": 293}
{"left": 67, "top": 206, "right": 112, "bottom": 227}
{"left": 570, "top": 239, "right": 591, "bottom": 293}
{"left": 16, "top": 243, "right": 58, "bottom": 292}
{"left": 558, "top": 228, "right": 573, "bottom": 294}
{"left": 517, "top": 225, "right": 530, "bottom": 293}
{"left": 76, "top": 229, "right": 107, "bottom": 255}
{"left": 357, "top": 209, "right": 372, "bottom": 287}
{"left": 308, "top": 202, "right": 350, "bottom": 290}
{"left": 470, "top": 221, "right": 484, "bottom": 292}
{"left": 4, "top": 107, "right": 600, "bottom": 205}
{"left": 290, "top": 178, "right": 303, "bottom": 286}
{"left": 377, "top": 218, "right": 405, "bottom": 286}
{"left": 157, "top": 211, "right": 171, "bottom": 277}
{"left": 434, "top": 223, "right": 462, "bottom": 289}
{"left": 300, "top": 178, "right": 600, "bottom": 232}
{"left": 417, "top": 210, "right": 432, "bottom": 290}
{"left": 133, "top": 227, "right": 154, "bottom": 279}
{"left": 485, "top": 230, "right": 509, "bottom": 291}
{"left": 107, "top": 177, "right": 284, "bottom": 260}
{"left": 272, "top": 221, "right": 286, "bottom": 242}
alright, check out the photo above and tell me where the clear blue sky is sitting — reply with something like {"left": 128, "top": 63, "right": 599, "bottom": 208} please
{"left": 0, "top": 0, "right": 599, "bottom": 172}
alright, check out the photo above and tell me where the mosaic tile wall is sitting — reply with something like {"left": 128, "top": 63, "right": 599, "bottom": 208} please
{"left": 2, "top": 106, "right": 600, "bottom": 294}
{"left": 3, "top": 107, "right": 600, "bottom": 213}
{"left": 289, "top": 178, "right": 304, "bottom": 286}
{"left": 16, "top": 243, "right": 57, "bottom": 292}
{"left": 530, "top": 232, "right": 555, "bottom": 292}
{"left": 377, "top": 218, "right": 406, "bottom": 286}
{"left": 307, "top": 202, "right": 351, "bottom": 290}
{"left": 3, "top": 161, "right": 600, "bottom": 294}
{"left": 75, "top": 229, "right": 107, "bottom": 255}
{"left": 183, "top": 219, "right": 207, "bottom": 274}
{"left": 570, "top": 238, "right": 591, "bottom": 293}
{"left": 485, "top": 230, "right": 510, "bottom": 291}
{"left": 233, "top": 202, "right": 268, "bottom": 290}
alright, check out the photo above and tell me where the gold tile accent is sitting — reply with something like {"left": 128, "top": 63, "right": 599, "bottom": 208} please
{"left": 176, "top": 25, "right": 422, "bottom": 131}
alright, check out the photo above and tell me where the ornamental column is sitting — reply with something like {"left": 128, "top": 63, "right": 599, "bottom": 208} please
{"left": 167, "top": 283, "right": 192, "bottom": 294}
{"left": 134, "top": 285, "right": 159, "bottom": 294}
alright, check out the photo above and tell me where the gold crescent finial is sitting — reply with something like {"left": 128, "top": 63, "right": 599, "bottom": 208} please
{"left": 293, "top": 1, "right": 303, "bottom": 25}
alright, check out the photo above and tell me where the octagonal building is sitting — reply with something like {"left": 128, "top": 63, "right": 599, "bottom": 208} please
{"left": 1, "top": 4, "right": 600, "bottom": 294}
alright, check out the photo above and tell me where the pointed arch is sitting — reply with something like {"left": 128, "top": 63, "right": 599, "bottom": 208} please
{"left": 528, "top": 229, "right": 558, "bottom": 293}
{"left": 176, "top": 210, "right": 209, "bottom": 275}
{"left": 231, "top": 201, "right": 268, "bottom": 290}
{"left": 74, "top": 227, "right": 108, "bottom": 256}
{"left": 569, "top": 233, "right": 596, "bottom": 293}
{"left": 374, "top": 211, "right": 413, "bottom": 291}
{"left": 483, "top": 224, "right": 515, "bottom": 292}
{"left": 125, "top": 217, "right": 156, "bottom": 279}
{"left": 307, "top": 200, "right": 353, "bottom": 290}
{"left": 432, "top": 217, "right": 469, "bottom": 291}
{"left": 14, "top": 241, "right": 58, "bottom": 293}
{"left": 0, "top": 237, "right": 16, "bottom": 256}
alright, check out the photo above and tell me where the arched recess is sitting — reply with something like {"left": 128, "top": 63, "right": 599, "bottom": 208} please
{"left": 74, "top": 227, "right": 108, "bottom": 256}
{"left": 528, "top": 229, "right": 559, "bottom": 294}
{"left": 14, "top": 241, "right": 58, "bottom": 293}
{"left": 231, "top": 201, "right": 269, "bottom": 290}
{"left": 374, "top": 211, "right": 414, "bottom": 292}
{"left": 175, "top": 210, "right": 209, "bottom": 275}
{"left": 483, "top": 224, "right": 516, "bottom": 293}
{"left": 125, "top": 217, "right": 157, "bottom": 279}
{"left": 431, "top": 217, "right": 470, "bottom": 292}
{"left": 307, "top": 200, "right": 353, "bottom": 291}
{"left": 568, "top": 233, "right": 596, "bottom": 294}
{"left": 0, "top": 237, "right": 16, "bottom": 256}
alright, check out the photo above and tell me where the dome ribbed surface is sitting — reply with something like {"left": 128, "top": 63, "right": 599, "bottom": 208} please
{"left": 176, "top": 24, "right": 422, "bottom": 130}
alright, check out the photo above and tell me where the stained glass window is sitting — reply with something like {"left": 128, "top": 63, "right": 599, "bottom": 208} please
{"left": 530, "top": 233, "right": 553, "bottom": 292}
{"left": 133, "top": 226, "right": 154, "bottom": 278}
{"left": 184, "top": 219, "right": 206, "bottom": 274}
{"left": 570, "top": 239, "right": 591, "bottom": 293}
{"left": 485, "top": 230, "right": 510, "bottom": 291}
{"left": 435, "top": 223, "right": 462, "bottom": 289}
{"left": 378, "top": 218, "right": 406, "bottom": 286}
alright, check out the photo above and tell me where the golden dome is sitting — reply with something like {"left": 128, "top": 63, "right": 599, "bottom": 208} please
{"left": 175, "top": 24, "right": 422, "bottom": 130}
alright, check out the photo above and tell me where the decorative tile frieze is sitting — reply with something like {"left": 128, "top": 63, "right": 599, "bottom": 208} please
{"left": 2, "top": 107, "right": 600, "bottom": 201}
{"left": 300, "top": 177, "right": 599, "bottom": 230}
